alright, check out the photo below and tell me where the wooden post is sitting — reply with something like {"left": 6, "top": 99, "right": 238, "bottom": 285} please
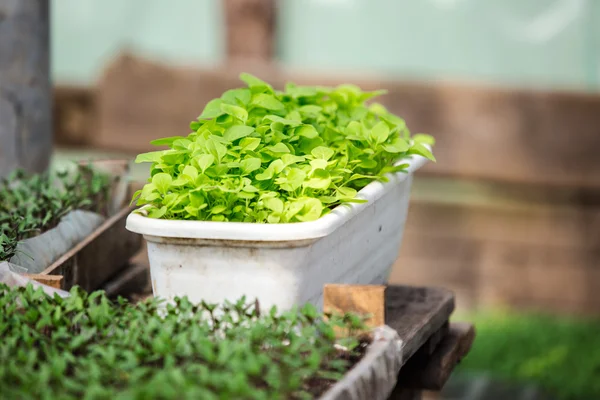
{"left": 0, "top": 0, "right": 52, "bottom": 177}
{"left": 223, "top": 0, "right": 276, "bottom": 63}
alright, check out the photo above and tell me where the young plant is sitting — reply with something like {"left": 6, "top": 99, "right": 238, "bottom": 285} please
{"left": 0, "top": 283, "right": 370, "bottom": 399}
{"left": 0, "top": 165, "right": 111, "bottom": 261}
{"left": 133, "top": 74, "right": 435, "bottom": 223}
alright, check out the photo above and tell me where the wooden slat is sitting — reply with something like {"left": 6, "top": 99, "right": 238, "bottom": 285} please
{"left": 391, "top": 197, "right": 600, "bottom": 315}
{"left": 385, "top": 285, "right": 455, "bottom": 362}
{"left": 40, "top": 204, "right": 142, "bottom": 292}
{"left": 395, "top": 322, "right": 476, "bottom": 391}
{"left": 23, "top": 274, "right": 64, "bottom": 290}
{"left": 95, "top": 55, "right": 600, "bottom": 187}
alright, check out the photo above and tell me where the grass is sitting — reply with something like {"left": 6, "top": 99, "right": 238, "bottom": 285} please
{"left": 457, "top": 311, "right": 600, "bottom": 400}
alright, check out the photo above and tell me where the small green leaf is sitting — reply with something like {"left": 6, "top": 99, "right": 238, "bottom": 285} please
{"left": 278, "top": 168, "right": 306, "bottom": 192}
{"left": 359, "top": 159, "right": 378, "bottom": 169}
{"left": 370, "top": 121, "right": 390, "bottom": 144}
{"left": 263, "top": 115, "right": 302, "bottom": 127}
{"left": 309, "top": 159, "right": 328, "bottom": 170}
{"left": 182, "top": 165, "right": 198, "bottom": 181}
{"left": 413, "top": 133, "right": 436, "bottom": 146}
{"left": 150, "top": 136, "right": 186, "bottom": 147}
{"left": 148, "top": 206, "right": 167, "bottom": 219}
{"left": 383, "top": 137, "right": 409, "bottom": 153}
{"left": 296, "top": 198, "right": 323, "bottom": 222}
{"left": 285, "top": 83, "right": 318, "bottom": 98}
{"left": 303, "top": 169, "right": 331, "bottom": 190}
{"left": 195, "top": 154, "right": 215, "bottom": 173}
{"left": 240, "top": 137, "right": 261, "bottom": 151}
{"left": 152, "top": 173, "right": 172, "bottom": 194}
{"left": 408, "top": 143, "right": 436, "bottom": 162}
{"left": 345, "top": 121, "right": 365, "bottom": 141}
{"left": 336, "top": 187, "right": 357, "bottom": 199}
{"left": 265, "top": 143, "right": 290, "bottom": 154}
{"left": 311, "top": 146, "right": 334, "bottom": 161}
{"left": 210, "top": 205, "right": 227, "bottom": 214}
{"left": 239, "top": 73, "right": 273, "bottom": 92}
{"left": 221, "top": 88, "right": 252, "bottom": 106}
{"left": 298, "top": 105, "right": 322, "bottom": 117}
{"left": 198, "top": 99, "right": 225, "bottom": 119}
{"left": 206, "top": 138, "right": 228, "bottom": 162}
{"left": 281, "top": 154, "right": 305, "bottom": 167}
{"left": 296, "top": 125, "right": 319, "bottom": 139}
{"left": 224, "top": 125, "right": 255, "bottom": 142}
{"left": 251, "top": 94, "right": 285, "bottom": 110}
{"left": 263, "top": 197, "right": 284, "bottom": 214}
{"left": 240, "top": 158, "right": 262, "bottom": 175}
{"left": 135, "top": 151, "right": 164, "bottom": 164}
{"left": 220, "top": 103, "right": 248, "bottom": 123}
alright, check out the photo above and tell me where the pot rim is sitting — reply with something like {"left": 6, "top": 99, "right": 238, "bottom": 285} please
{"left": 126, "top": 155, "right": 428, "bottom": 242}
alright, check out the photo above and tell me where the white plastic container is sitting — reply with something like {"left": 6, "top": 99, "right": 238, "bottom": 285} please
{"left": 126, "top": 156, "right": 428, "bottom": 310}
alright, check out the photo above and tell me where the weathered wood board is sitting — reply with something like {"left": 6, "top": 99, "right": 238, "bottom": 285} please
{"left": 38, "top": 204, "right": 141, "bottom": 291}
{"left": 392, "top": 195, "right": 600, "bottom": 315}
{"left": 395, "top": 322, "right": 476, "bottom": 391}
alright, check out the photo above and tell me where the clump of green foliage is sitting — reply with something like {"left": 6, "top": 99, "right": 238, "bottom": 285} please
{"left": 0, "top": 283, "right": 369, "bottom": 399}
{"left": 133, "top": 73, "right": 435, "bottom": 223}
{"left": 458, "top": 312, "right": 600, "bottom": 400}
{"left": 0, "top": 165, "right": 111, "bottom": 261}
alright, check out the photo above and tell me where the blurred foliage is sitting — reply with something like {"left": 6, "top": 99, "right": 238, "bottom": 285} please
{"left": 458, "top": 311, "right": 600, "bottom": 400}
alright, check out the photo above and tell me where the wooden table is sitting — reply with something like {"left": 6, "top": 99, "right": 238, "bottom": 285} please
{"left": 384, "top": 285, "right": 475, "bottom": 399}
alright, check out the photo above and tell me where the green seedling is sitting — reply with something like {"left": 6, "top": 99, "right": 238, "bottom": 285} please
{"left": 133, "top": 74, "right": 435, "bottom": 223}
{"left": 0, "top": 284, "right": 370, "bottom": 399}
{"left": 0, "top": 165, "right": 111, "bottom": 261}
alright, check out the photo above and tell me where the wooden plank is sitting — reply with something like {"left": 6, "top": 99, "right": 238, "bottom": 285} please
{"left": 395, "top": 322, "right": 476, "bottom": 391}
{"left": 391, "top": 197, "right": 600, "bottom": 315}
{"left": 385, "top": 285, "right": 455, "bottom": 362}
{"left": 0, "top": 0, "right": 51, "bottom": 177}
{"left": 96, "top": 56, "right": 600, "bottom": 187}
{"left": 223, "top": 0, "right": 276, "bottom": 62}
{"left": 401, "top": 200, "right": 600, "bottom": 250}
{"left": 40, "top": 204, "right": 142, "bottom": 291}
{"left": 23, "top": 274, "right": 64, "bottom": 290}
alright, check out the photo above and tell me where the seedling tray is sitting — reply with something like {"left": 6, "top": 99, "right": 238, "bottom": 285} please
{"left": 20, "top": 160, "right": 142, "bottom": 291}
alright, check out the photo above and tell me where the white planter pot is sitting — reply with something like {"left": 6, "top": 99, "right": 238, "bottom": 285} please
{"left": 126, "top": 156, "right": 428, "bottom": 310}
